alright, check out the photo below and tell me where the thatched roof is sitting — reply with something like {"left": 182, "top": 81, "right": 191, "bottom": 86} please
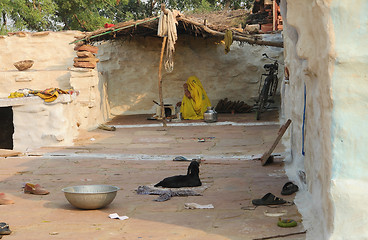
{"left": 73, "top": 10, "right": 283, "bottom": 48}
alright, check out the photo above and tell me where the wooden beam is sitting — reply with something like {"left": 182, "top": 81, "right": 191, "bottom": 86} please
{"left": 273, "top": 0, "right": 276, "bottom": 31}
{"left": 261, "top": 119, "right": 292, "bottom": 165}
{"left": 177, "top": 17, "right": 283, "bottom": 48}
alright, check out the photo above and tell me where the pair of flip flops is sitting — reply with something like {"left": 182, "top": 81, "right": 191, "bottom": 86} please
{"left": 252, "top": 193, "right": 286, "bottom": 206}
{"left": 281, "top": 182, "right": 299, "bottom": 195}
{"left": 0, "top": 222, "right": 11, "bottom": 235}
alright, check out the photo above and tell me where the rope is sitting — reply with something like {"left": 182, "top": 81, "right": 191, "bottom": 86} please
{"left": 157, "top": 10, "right": 178, "bottom": 73}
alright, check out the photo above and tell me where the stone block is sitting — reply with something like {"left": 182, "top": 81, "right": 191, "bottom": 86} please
{"left": 15, "top": 76, "right": 33, "bottom": 82}
{"left": 245, "top": 24, "right": 260, "bottom": 33}
{"left": 73, "top": 57, "right": 99, "bottom": 63}
{"left": 77, "top": 51, "right": 95, "bottom": 58}
{"left": 75, "top": 44, "right": 98, "bottom": 54}
{"left": 31, "top": 32, "right": 50, "bottom": 37}
{"left": 73, "top": 61, "right": 96, "bottom": 69}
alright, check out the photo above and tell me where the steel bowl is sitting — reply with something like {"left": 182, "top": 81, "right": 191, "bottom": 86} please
{"left": 62, "top": 185, "right": 119, "bottom": 210}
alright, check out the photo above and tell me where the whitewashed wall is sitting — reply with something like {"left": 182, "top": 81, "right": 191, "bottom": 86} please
{"left": 281, "top": 0, "right": 368, "bottom": 239}
{"left": 96, "top": 35, "right": 284, "bottom": 116}
{"left": 0, "top": 32, "right": 109, "bottom": 151}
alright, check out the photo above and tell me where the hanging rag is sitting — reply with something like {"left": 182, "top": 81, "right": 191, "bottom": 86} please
{"left": 157, "top": 9, "right": 178, "bottom": 72}
{"left": 180, "top": 76, "right": 211, "bottom": 120}
{"left": 224, "top": 29, "right": 233, "bottom": 54}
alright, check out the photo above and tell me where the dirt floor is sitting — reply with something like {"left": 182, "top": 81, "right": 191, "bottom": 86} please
{"left": 0, "top": 110, "right": 305, "bottom": 240}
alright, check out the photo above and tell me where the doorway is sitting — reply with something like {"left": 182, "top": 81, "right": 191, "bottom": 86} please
{"left": 0, "top": 107, "right": 14, "bottom": 149}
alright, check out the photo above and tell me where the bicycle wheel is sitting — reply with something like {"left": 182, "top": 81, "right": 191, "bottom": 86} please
{"left": 256, "top": 78, "right": 271, "bottom": 120}
{"left": 270, "top": 74, "right": 278, "bottom": 97}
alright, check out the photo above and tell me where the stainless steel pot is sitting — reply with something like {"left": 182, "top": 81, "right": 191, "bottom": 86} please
{"left": 204, "top": 107, "right": 217, "bottom": 123}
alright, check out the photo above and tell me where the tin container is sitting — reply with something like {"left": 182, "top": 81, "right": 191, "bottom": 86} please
{"left": 204, "top": 107, "right": 218, "bottom": 123}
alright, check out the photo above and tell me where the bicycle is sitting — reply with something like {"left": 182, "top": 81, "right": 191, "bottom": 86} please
{"left": 256, "top": 53, "right": 279, "bottom": 120}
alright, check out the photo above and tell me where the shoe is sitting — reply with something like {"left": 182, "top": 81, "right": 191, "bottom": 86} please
{"left": 24, "top": 183, "right": 49, "bottom": 195}
{"left": 0, "top": 193, "right": 14, "bottom": 205}
{"left": 281, "top": 182, "right": 299, "bottom": 195}
{"left": 252, "top": 193, "right": 286, "bottom": 206}
{"left": 0, "top": 222, "right": 11, "bottom": 235}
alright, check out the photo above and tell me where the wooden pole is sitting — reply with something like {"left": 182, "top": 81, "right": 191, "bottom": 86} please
{"left": 273, "top": 0, "right": 276, "bottom": 31}
{"left": 157, "top": 3, "right": 169, "bottom": 127}
{"left": 161, "top": 3, "right": 169, "bottom": 15}
{"left": 158, "top": 36, "right": 167, "bottom": 127}
{"left": 261, "top": 119, "right": 292, "bottom": 165}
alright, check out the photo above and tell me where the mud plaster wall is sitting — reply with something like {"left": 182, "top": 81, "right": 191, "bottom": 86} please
{"left": 282, "top": 0, "right": 368, "bottom": 239}
{"left": 96, "top": 35, "right": 284, "bottom": 116}
{"left": 0, "top": 31, "right": 109, "bottom": 151}
{"left": 329, "top": 1, "right": 368, "bottom": 239}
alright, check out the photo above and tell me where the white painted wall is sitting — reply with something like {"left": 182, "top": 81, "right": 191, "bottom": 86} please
{"left": 281, "top": 0, "right": 368, "bottom": 239}
{"left": 329, "top": 1, "right": 368, "bottom": 239}
{"left": 96, "top": 35, "right": 284, "bottom": 116}
{"left": 0, "top": 30, "right": 283, "bottom": 151}
{"left": 0, "top": 32, "right": 109, "bottom": 151}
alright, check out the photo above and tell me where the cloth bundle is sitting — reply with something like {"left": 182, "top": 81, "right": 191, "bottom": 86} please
{"left": 157, "top": 9, "right": 178, "bottom": 72}
{"left": 8, "top": 88, "right": 77, "bottom": 103}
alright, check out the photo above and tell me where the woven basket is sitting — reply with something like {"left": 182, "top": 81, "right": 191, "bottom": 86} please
{"left": 14, "top": 60, "right": 34, "bottom": 71}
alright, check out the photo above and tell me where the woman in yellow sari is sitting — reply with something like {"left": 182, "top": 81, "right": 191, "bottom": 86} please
{"left": 180, "top": 76, "right": 211, "bottom": 120}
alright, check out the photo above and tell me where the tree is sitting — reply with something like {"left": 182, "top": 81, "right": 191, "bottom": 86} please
{"left": 0, "top": 0, "right": 255, "bottom": 33}
{"left": 1, "top": 0, "right": 58, "bottom": 33}
{"left": 54, "top": 0, "right": 116, "bottom": 31}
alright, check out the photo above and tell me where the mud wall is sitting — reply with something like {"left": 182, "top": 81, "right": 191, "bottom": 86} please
{"left": 329, "top": 1, "right": 368, "bottom": 239}
{"left": 0, "top": 32, "right": 109, "bottom": 151}
{"left": 281, "top": 0, "right": 368, "bottom": 239}
{"left": 96, "top": 35, "right": 284, "bottom": 116}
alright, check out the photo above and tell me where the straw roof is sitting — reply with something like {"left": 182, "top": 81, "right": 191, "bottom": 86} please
{"left": 73, "top": 10, "right": 283, "bottom": 48}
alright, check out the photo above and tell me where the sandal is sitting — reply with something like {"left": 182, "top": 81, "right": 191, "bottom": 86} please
{"left": 24, "top": 183, "right": 49, "bottom": 195}
{"left": 277, "top": 218, "right": 298, "bottom": 228}
{"left": 252, "top": 193, "right": 286, "bottom": 206}
{"left": 281, "top": 182, "right": 299, "bottom": 195}
{"left": 0, "top": 193, "right": 14, "bottom": 205}
{"left": 0, "top": 222, "right": 11, "bottom": 235}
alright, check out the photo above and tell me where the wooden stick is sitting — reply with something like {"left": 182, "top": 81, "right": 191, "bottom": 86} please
{"left": 253, "top": 230, "right": 307, "bottom": 240}
{"left": 261, "top": 119, "right": 292, "bottom": 165}
{"left": 158, "top": 36, "right": 167, "bottom": 127}
{"left": 161, "top": 3, "right": 169, "bottom": 15}
{"left": 273, "top": 0, "right": 276, "bottom": 31}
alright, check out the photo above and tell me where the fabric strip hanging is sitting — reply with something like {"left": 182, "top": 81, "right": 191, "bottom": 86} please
{"left": 157, "top": 9, "right": 178, "bottom": 72}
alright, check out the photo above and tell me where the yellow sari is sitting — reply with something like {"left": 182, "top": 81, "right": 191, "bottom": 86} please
{"left": 180, "top": 76, "right": 211, "bottom": 120}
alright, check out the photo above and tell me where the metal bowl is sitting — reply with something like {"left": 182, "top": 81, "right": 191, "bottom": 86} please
{"left": 62, "top": 185, "right": 119, "bottom": 210}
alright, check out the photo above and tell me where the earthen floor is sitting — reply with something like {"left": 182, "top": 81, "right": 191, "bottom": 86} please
{"left": 0, "top": 111, "right": 305, "bottom": 240}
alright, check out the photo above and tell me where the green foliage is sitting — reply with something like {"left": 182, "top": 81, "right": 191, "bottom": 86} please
{"left": 1, "top": 0, "right": 58, "bottom": 32}
{"left": 112, "top": 0, "right": 154, "bottom": 22}
{"left": 0, "top": 0, "right": 254, "bottom": 32}
{"left": 54, "top": 0, "right": 116, "bottom": 31}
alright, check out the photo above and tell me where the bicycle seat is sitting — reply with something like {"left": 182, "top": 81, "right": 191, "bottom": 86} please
{"left": 263, "top": 64, "right": 274, "bottom": 69}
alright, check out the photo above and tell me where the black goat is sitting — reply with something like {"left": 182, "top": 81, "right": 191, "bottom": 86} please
{"left": 154, "top": 161, "right": 202, "bottom": 188}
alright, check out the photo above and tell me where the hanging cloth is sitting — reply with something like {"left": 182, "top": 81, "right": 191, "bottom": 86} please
{"left": 224, "top": 30, "right": 233, "bottom": 54}
{"left": 180, "top": 76, "right": 211, "bottom": 120}
{"left": 157, "top": 9, "right": 178, "bottom": 72}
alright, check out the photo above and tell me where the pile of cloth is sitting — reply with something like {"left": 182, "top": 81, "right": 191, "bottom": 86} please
{"left": 8, "top": 88, "right": 78, "bottom": 102}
